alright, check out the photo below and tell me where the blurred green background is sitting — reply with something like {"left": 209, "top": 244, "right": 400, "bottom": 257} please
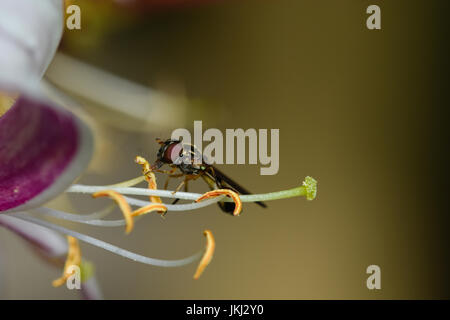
{"left": 0, "top": 0, "right": 447, "bottom": 299}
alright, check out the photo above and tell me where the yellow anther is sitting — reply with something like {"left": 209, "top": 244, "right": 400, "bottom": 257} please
{"left": 135, "top": 155, "right": 151, "bottom": 174}
{"left": 135, "top": 156, "right": 164, "bottom": 207}
{"left": 196, "top": 189, "right": 243, "bottom": 216}
{"left": 92, "top": 190, "right": 134, "bottom": 234}
{"left": 52, "top": 236, "right": 81, "bottom": 287}
{"left": 193, "top": 230, "right": 215, "bottom": 280}
{"left": 131, "top": 203, "right": 167, "bottom": 217}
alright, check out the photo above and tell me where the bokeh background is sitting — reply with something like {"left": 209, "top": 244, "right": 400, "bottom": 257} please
{"left": 0, "top": 0, "right": 448, "bottom": 299}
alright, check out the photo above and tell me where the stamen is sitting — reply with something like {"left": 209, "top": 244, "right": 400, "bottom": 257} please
{"left": 52, "top": 236, "right": 81, "bottom": 287}
{"left": 32, "top": 206, "right": 136, "bottom": 227}
{"left": 135, "top": 156, "right": 162, "bottom": 203}
{"left": 92, "top": 190, "right": 134, "bottom": 234}
{"left": 193, "top": 230, "right": 215, "bottom": 280}
{"left": 69, "top": 185, "right": 201, "bottom": 199}
{"left": 131, "top": 203, "right": 167, "bottom": 217}
{"left": 196, "top": 189, "right": 242, "bottom": 216}
{"left": 135, "top": 156, "right": 165, "bottom": 215}
{"left": 124, "top": 195, "right": 225, "bottom": 212}
{"left": 32, "top": 205, "right": 115, "bottom": 222}
{"left": 9, "top": 213, "right": 203, "bottom": 267}
{"left": 105, "top": 176, "right": 145, "bottom": 188}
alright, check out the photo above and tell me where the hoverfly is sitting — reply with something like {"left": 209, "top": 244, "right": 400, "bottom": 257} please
{"left": 150, "top": 138, "right": 267, "bottom": 214}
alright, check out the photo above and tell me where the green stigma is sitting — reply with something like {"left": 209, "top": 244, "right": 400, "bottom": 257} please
{"left": 302, "top": 176, "right": 317, "bottom": 200}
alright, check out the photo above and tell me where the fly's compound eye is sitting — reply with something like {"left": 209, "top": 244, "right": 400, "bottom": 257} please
{"left": 164, "top": 142, "right": 183, "bottom": 164}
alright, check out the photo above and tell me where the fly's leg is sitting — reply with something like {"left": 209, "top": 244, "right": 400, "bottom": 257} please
{"left": 172, "top": 180, "right": 185, "bottom": 195}
{"left": 163, "top": 169, "right": 180, "bottom": 190}
{"left": 153, "top": 168, "right": 180, "bottom": 175}
{"left": 164, "top": 176, "right": 171, "bottom": 190}
{"left": 172, "top": 174, "right": 197, "bottom": 194}
{"left": 171, "top": 175, "right": 193, "bottom": 204}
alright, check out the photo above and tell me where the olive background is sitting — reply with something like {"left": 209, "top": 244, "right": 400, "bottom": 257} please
{"left": 0, "top": 0, "right": 448, "bottom": 299}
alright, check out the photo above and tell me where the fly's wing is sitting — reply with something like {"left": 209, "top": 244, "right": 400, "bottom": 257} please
{"left": 201, "top": 166, "right": 267, "bottom": 214}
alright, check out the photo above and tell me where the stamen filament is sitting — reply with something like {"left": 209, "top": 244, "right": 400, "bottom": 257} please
{"left": 105, "top": 176, "right": 145, "bottom": 188}
{"left": 32, "top": 205, "right": 115, "bottom": 222}
{"left": 32, "top": 207, "right": 132, "bottom": 227}
{"left": 123, "top": 195, "right": 225, "bottom": 212}
{"left": 26, "top": 198, "right": 224, "bottom": 230}
{"left": 92, "top": 190, "right": 134, "bottom": 234}
{"left": 69, "top": 185, "right": 202, "bottom": 199}
{"left": 9, "top": 213, "right": 203, "bottom": 267}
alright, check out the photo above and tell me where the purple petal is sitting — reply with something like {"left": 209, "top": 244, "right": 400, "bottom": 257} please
{"left": 0, "top": 96, "right": 93, "bottom": 213}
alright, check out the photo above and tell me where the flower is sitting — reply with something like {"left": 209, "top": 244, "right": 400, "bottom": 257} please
{"left": 0, "top": 0, "right": 218, "bottom": 297}
{"left": 1, "top": 0, "right": 318, "bottom": 299}
{"left": 0, "top": 0, "right": 99, "bottom": 299}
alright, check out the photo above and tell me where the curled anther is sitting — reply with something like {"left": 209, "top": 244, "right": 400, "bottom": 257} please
{"left": 131, "top": 203, "right": 167, "bottom": 217}
{"left": 135, "top": 156, "right": 164, "bottom": 213}
{"left": 193, "top": 230, "right": 215, "bottom": 280}
{"left": 196, "top": 189, "right": 242, "bottom": 216}
{"left": 135, "top": 155, "right": 151, "bottom": 174}
{"left": 92, "top": 190, "right": 134, "bottom": 234}
{"left": 52, "top": 235, "right": 81, "bottom": 287}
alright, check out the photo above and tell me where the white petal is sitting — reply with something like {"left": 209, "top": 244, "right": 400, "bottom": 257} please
{"left": 0, "top": 0, "right": 63, "bottom": 93}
